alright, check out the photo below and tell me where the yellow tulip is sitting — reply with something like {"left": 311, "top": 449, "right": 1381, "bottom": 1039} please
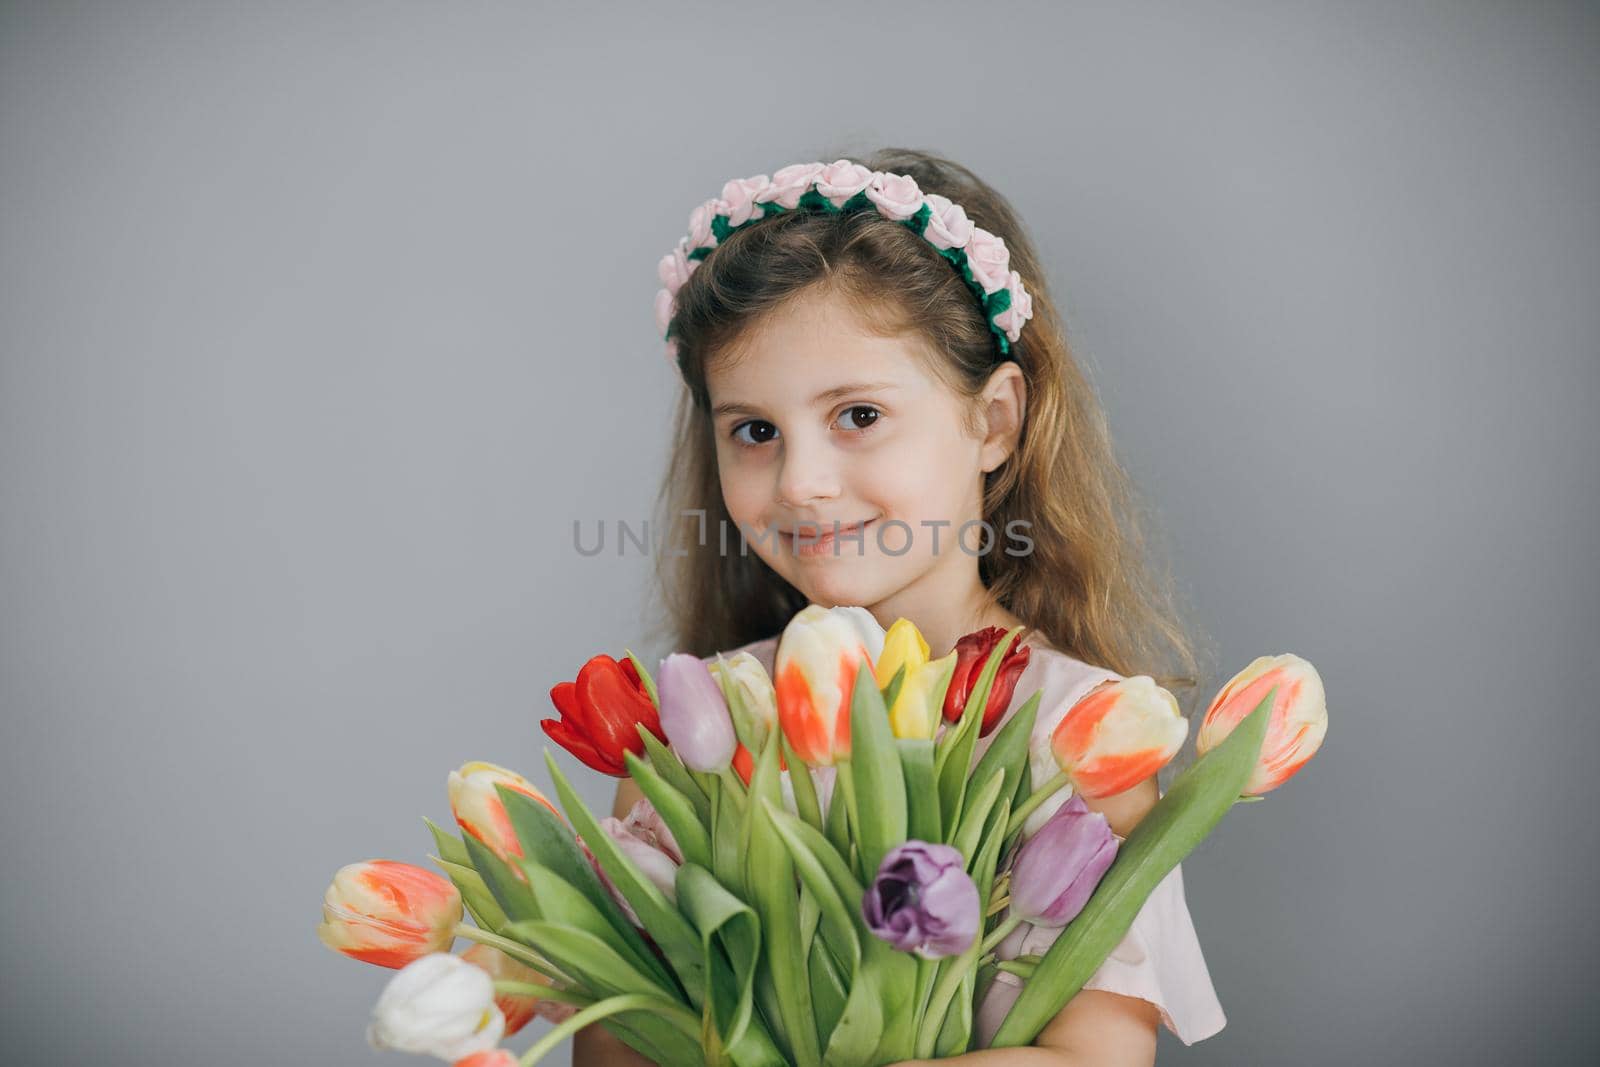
{"left": 887, "top": 650, "right": 959, "bottom": 741}
{"left": 875, "top": 617, "right": 931, "bottom": 690}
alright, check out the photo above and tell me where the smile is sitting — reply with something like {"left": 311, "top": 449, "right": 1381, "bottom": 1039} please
{"left": 779, "top": 518, "right": 878, "bottom": 558}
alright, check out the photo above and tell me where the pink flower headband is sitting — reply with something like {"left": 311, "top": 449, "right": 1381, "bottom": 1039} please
{"left": 655, "top": 159, "right": 1035, "bottom": 365}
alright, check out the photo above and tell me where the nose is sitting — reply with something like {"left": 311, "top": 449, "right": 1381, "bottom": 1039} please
{"left": 775, "top": 435, "right": 840, "bottom": 508}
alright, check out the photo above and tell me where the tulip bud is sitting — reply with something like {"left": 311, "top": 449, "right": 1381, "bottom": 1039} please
{"left": 543, "top": 653, "right": 666, "bottom": 776}
{"left": 367, "top": 952, "right": 505, "bottom": 1060}
{"left": 657, "top": 653, "right": 737, "bottom": 772}
{"left": 943, "top": 626, "right": 1032, "bottom": 737}
{"left": 1048, "top": 676, "right": 1189, "bottom": 799}
{"left": 875, "top": 617, "right": 931, "bottom": 690}
{"left": 861, "top": 840, "right": 980, "bottom": 959}
{"left": 447, "top": 761, "right": 562, "bottom": 865}
{"left": 708, "top": 650, "right": 778, "bottom": 755}
{"left": 460, "top": 943, "right": 578, "bottom": 1035}
{"left": 774, "top": 604, "right": 887, "bottom": 765}
{"left": 1007, "top": 793, "right": 1118, "bottom": 926}
{"left": 1197, "top": 654, "right": 1327, "bottom": 795}
{"left": 586, "top": 797, "right": 684, "bottom": 926}
{"left": 317, "top": 860, "right": 462, "bottom": 969}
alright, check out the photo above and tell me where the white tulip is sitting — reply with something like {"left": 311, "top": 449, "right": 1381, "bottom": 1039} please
{"left": 367, "top": 952, "right": 506, "bottom": 1061}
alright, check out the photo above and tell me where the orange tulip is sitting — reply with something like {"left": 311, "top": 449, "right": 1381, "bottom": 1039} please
{"left": 460, "top": 943, "right": 578, "bottom": 1035}
{"left": 447, "top": 761, "right": 563, "bottom": 865}
{"left": 317, "top": 860, "right": 461, "bottom": 969}
{"left": 454, "top": 1052, "right": 517, "bottom": 1067}
{"left": 1196, "top": 654, "right": 1327, "bottom": 795}
{"left": 773, "top": 605, "right": 886, "bottom": 765}
{"left": 1048, "top": 676, "right": 1188, "bottom": 798}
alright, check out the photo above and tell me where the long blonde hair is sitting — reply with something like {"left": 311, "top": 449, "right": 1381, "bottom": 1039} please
{"left": 644, "top": 147, "right": 1211, "bottom": 713}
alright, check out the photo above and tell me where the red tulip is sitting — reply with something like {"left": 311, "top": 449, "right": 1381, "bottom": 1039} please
{"left": 941, "top": 626, "right": 1031, "bottom": 737}
{"left": 544, "top": 654, "right": 666, "bottom": 776}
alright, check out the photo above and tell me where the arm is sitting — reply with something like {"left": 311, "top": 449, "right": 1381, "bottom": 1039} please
{"left": 571, "top": 776, "right": 657, "bottom": 1067}
{"left": 900, "top": 772, "right": 1165, "bottom": 1067}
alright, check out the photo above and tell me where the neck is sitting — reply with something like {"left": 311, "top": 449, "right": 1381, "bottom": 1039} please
{"left": 862, "top": 551, "right": 1026, "bottom": 657}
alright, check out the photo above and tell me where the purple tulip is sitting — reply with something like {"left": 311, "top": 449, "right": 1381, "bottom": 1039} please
{"left": 862, "top": 840, "right": 980, "bottom": 959}
{"left": 1008, "top": 792, "right": 1118, "bottom": 927}
{"left": 656, "top": 653, "right": 737, "bottom": 772}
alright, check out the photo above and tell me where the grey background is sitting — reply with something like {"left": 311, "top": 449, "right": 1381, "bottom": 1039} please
{"left": 2, "top": 1, "right": 1595, "bottom": 1064}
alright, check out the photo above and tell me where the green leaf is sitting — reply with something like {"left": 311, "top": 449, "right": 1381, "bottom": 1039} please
{"left": 847, "top": 660, "right": 906, "bottom": 881}
{"left": 758, "top": 797, "right": 862, "bottom": 975}
{"left": 623, "top": 749, "right": 712, "bottom": 869}
{"left": 744, "top": 728, "right": 821, "bottom": 1067}
{"left": 879, "top": 661, "right": 907, "bottom": 714}
{"left": 969, "top": 690, "right": 1040, "bottom": 826}
{"left": 503, "top": 920, "right": 667, "bottom": 1001}
{"left": 676, "top": 863, "right": 762, "bottom": 1054}
{"left": 988, "top": 686, "right": 1279, "bottom": 1048}
{"left": 821, "top": 958, "right": 882, "bottom": 1064}
{"left": 424, "top": 816, "right": 470, "bottom": 867}
{"left": 897, "top": 738, "right": 940, "bottom": 844}
{"left": 514, "top": 858, "right": 662, "bottom": 981}
{"left": 432, "top": 857, "right": 508, "bottom": 935}
{"left": 711, "top": 776, "right": 748, "bottom": 897}
{"left": 949, "top": 768, "right": 1005, "bottom": 869}
{"left": 934, "top": 627, "right": 1022, "bottom": 835}
{"left": 641, "top": 727, "right": 711, "bottom": 823}
{"left": 496, "top": 784, "right": 658, "bottom": 977}
{"left": 542, "top": 752, "right": 705, "bottom": 1005}
{"left": 461, "top": 832, "right": 540, "bottom": 924}
{"left": 807, "top": 934, "right": 849, "bottom": 1050}
{"left": 782, "top": 734, "right": 825, "bottom": 834}
{"left": 623, "top": 648, "right": 659, "bottom": 708}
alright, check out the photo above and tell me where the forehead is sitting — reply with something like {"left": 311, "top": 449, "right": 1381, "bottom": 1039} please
{"left": 705, "top": 288, "right": 936, "bottom": 410}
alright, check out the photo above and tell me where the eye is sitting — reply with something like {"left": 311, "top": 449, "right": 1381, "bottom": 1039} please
{"left": 730, "top": 419, "right": 779, "bottom": 447}
{"left": 836, "top": 405, "right": 882, "bottom": 433}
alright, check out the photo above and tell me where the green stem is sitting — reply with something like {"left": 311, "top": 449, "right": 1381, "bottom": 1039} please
{"left": 452, "top": 923, "right": 564, "bottom": 983}
{"left": 1005, "top": 769, "right": 1071, "bottom": 839}
{"left": 836, "top": 762, "right": 863, "bottom": 880}
{"left": 980, "top": 913, "right": 1023, "bottom": 958}
{"left": 516, "top": 993, "right": 701, "bottom": 1067}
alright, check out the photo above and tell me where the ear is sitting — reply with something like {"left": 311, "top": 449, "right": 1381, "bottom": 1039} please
{"left": 977, "top": 362, "right": 1026, "bottom": 474}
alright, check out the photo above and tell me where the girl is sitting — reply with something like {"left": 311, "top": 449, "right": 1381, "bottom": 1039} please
{"left": 578, "top": 149, "right": 1225, "bottom": 1065}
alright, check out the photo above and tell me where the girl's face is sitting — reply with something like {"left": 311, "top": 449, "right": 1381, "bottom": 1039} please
{"left": 705, "top": 286, "right": 1017, "bottom": 617}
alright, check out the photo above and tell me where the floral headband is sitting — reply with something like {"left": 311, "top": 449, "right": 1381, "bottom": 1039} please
{"left": 654, "top": 159, "right": 1035, "bottom": 365}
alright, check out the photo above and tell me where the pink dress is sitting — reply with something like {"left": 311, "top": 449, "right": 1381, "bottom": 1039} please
{"left": 709, "top": 632, "right": 1227, "bottom": 1049}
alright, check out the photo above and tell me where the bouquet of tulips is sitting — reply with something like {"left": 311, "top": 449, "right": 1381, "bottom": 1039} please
{"left": 317, "top": 604, "right": 1328, "bottom": 1066}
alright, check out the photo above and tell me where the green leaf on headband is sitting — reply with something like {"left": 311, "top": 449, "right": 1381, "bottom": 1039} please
{"left": 989, "top": 685, "right": 1278, "bottom": 1048}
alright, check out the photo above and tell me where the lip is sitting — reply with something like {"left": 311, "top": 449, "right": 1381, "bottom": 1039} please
{"left": 779, "top": 517, "right": 878, "bottom": 559}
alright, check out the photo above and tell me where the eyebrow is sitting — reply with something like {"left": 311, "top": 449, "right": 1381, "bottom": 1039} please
{"left": 712, "top": 380, "right": 899, "bottom": 419}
